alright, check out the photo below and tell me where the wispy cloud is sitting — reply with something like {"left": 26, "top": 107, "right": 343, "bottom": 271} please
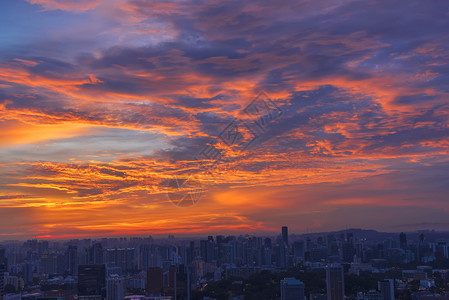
{"left": 1, "top": 0, "right": 449, "bottom": 239}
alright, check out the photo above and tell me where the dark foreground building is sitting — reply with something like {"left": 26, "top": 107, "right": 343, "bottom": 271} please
{"left": 78, "top": 264, "right": 106, "bottom": 300}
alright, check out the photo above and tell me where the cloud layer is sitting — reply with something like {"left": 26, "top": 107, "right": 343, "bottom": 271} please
{"left": 1, "top": 0, "right": 449, "bottom": 239}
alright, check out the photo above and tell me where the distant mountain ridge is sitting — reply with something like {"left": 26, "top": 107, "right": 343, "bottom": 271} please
{"left": 290, "top": 228, "right": 449, "bottom": 243}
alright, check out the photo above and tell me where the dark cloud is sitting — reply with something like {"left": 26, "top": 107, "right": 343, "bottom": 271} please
{"left": 1, "top": 0, "right": 449, "bottom": 238}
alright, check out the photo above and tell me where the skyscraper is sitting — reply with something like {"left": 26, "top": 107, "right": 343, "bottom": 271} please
{"left": 0, "top": 248, "right": 5, "bottom": 265}
{"left": 66, "top": 245, "right": 78, "bottom": 275}
{"left": 23, "top": 262, "right": 33, "bottom": 285}
{"left": 87, "top": 243, "right": 104, "bottom": 265}
{"left": 342, "top": 233, "right": 355, "bottom": 263}
{"left": 78, "top": 264, "right": 106, "bottom": 300}
{"left": 275, "top": 244, "right": 286, "bottom": 268}
{"left": 0, "top": 261, "right": 5, "bottom": 300}
{"left": 326, "top": 264, "right": 344, "bottom": 300}
{"left": 281, "top": 277, "right": 305, "bottom": 300}
{"left": 186, "top": 241, "right": 195, "bottom": 265}
{"left": 0, "top": 248, "right": 6, "bottom": 300}
{"left": 378, "top": 279, "right": 394, "bottom": 300}
{"left": 40, "top": 253, "right": 58, "bottom": 275}
{"left": 146, "top": 267, "right": 163, "bottom": 295}
{"left": 106, "top": 275, "right": 124, "bottom": 300}
{"left": 399, "top": 233, "right": 407, "bottom": 250}
{"left": 282, "top": 226, "right": 289, "bottom": 246}
{"left": 165, "top": 265, "right": 177, "bottom": 297}
{"left": 293, "top": 241, "right": 305, "bottom": 260}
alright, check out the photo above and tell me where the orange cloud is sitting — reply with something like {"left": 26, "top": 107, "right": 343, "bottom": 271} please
{"left": 0, "top": 120, "right": 98, "bottom": 147}
{"left": 27, "top": 0, "right": 101, "bottom": 11}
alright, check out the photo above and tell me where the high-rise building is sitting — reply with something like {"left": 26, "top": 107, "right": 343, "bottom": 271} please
{"left": 104, "top": 248, "right": 136, "bottom": 273}
{"left": 342, "top": 233, "right": 355, "bottom": 263}
{"left": 139, "top": 245, "right": 152, "bottom": 271}
{"left": 106, "top": 275, "right": 124, "bottom": 300}
{"left": 275, "top": 244, "right": 286, "bottom": 268}
{"left": 40, "top": 253, "right": 58, "bottom": 275}
{"left": 293, "top": 241, "right": 305, "bottom": 259}
{"left": 200, "top": 240, "right": 207, "bottom": 262}
{"left": 399, "top": 233, "right": 407, "bottom": 250}
{"left": 146, "top": 267, "right": 163, "bottom": 296}
{"left": 281, "top": 277, "right": 305, "bottom": 300}
{"left": 3, "top": 273, "right": 20, "bottom": 292}
{"left": 87, "top": 243, "right": 104, "bottom": 265}
{"left": 165, "top": 265, "right": 176, "bottom": 296}
{"left": 264, "top": 238, "right": 272, "bottom": 248}
{"left": 66, "top": 246, "right": 78, "bottom": 275}
{"left": 326, "top": 264, "right": 344, "bottom": 300}
{"left": 57, "top": 253, "right": 66, "bottom": 275}
{"left": 189, "top": 241, "right": 195, "bottom": 263}
{"left": 342, "top": 242, "right": 355, "bottom": 263}
{"left": 78, "top": 264, "right": 106, "bottom": 300}
{"left": 0, "top": 249, "right": 6, "bottom": 300}
{"left": 0, "top": 249, "right": 5, "bottom": 265}
{"left": 23, "top": 263, "right": 33, "bottom": 285}
{"left": 306, "top": 237, "right": 312, "bottom": 252}
{"left": 378, "top": 279, "right": 394, "bottom": 300}
{"left": 0, "top": 261, "right": 5, "bottom": 300}
{"left": 200, "top": 240, "right": 215, "bottom": 263}
{"left": 282, "top": 226, "right": 289, "bottom": 246}
{"left": 262, "top": 246, "right": 272, "bottom": 266}
{"left": 219, "top": 244, "right": 232, "bottom": 265}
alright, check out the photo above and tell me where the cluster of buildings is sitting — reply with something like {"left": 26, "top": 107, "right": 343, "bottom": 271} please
{"left": 0, "top": 228, "right": 448, "bottom": 299}
{"left": 279, "top": 267, "right": 394, "bottom": 300}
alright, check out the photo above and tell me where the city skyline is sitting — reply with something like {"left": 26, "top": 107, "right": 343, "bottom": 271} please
{"left": 0, "top": 227, "right": 446, "bottom": 243}
{"left": 1, "top": 0, "right": 449, "bottom": 240}
{"left": 1, "top": 226, "right": 449, "bottom": 299}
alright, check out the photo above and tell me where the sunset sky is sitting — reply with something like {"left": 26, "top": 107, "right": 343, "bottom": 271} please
{"left": 1, "top": 0, "right": 449, "bottom": 240}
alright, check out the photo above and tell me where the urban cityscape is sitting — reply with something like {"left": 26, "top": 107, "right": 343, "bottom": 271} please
{"left": 1, "top": 227, "right": 449, "bottom": 300}
{"left": 2, "top": 0, "right": 449, "bottom": 299}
